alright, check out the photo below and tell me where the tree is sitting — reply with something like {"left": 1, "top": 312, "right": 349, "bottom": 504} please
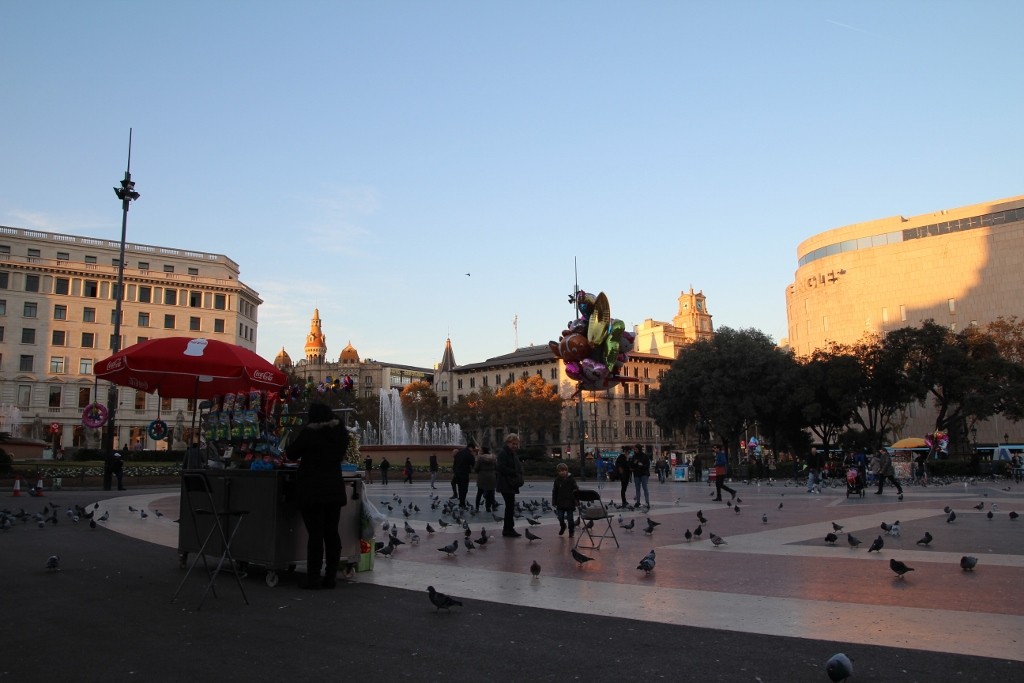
{"left": 796, "top": 348, "right": 862, "bottom": 453}
{"left": 400, "top": 380, "right": 440, "bottom": 425}
{"left": 846, "top": 334, "right": 921, "bottom": 449}
{"left": 495, "top": 375, "right": 562, "bottom": 449}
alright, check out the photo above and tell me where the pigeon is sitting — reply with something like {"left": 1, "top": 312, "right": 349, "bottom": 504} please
{"left": 825, "top": 652, "right": 853, "bottom": 682}
{"left": 46, "top": 555, "right": 60, "bottom": 571}
{"left": 880, "top": 521, "right": 893, "bottom": 533}
{"left": 140, "top": 510, "right": 148, "bottom": 519}
{"left": 1011, "top": 511, "right": 1020, "bottom": 520}
{"left": 438, "top": 540, "right": 459, "bottom": 556}
{"left": 525, "top": 517, "right": 541, "bottom": 526}
{"left": 474, "top": 533, "right": 489, "bottom": 546}
{"left": 89, "top": 519, "right": 97, "bottom": 529}
{"left": 438, "top": 519, "right": 449, "bottom": 528}
{"left": 410, "top": 533, "right": 420, "bottom": 545}
{"left": 404, "top": 521, "right": 415, "bottom": 534}
{"left": 464, "top": 527, "right": 472, "bottom": 539}
{"left": 620, "top": 519, "right": 635, "bottom": 531}
{"left": 693, "top": 525, "right": 703, "bottom": 540}
{"left": 524, "top": 528, "right": 541, "bottom": 542}
{"left": 571, "top": 548, "right": 594, "bottom": 566}
{"left": 637, "top": 549, "right": 656, "bottom": 574}
{"left": 684, "top": 528, "right": 692, "bottom": 542}
{"left": 378, "top": 543, "right": 395, "bottom": 558}
{"left": 734, "top": 505, "right": 741, "bottom": 514}
{"left": 643, "top": 521, "right": 656, "bottom": 535}
{"left": 943, "top": 506, "right": 952, "bottom": 514}
{"left": 973, "top": 502, "right": 984, "bottom": 510}
{"left": 426, "top": 523, "right": 436, "bottom": 534}
{"left": 916, "top": 531, "right": 933, "bottom": 546}
{"left": 847, "top": 533, "right": 862, "bottom": 548}
{"left": 530, "top": 560, "right": 541, "bottom": 578}
{"left": 890, "top": 558, "right": 914, "bottom": 578}
{"left": 831, "top": 522, "right": 844, "bottom": 532}
{"left": 154, "top": 509, "right": 164, "bottom": 517}
{"left": 960, "top": 555, "right": 978, "bottom": 571}
{"left": 778, "top": 502, "right": 784, "bottom": 510}
{"left": 427, "top": 585, "right": 463, "bottom": 612}
{"left": 710, "top": 533, "right": 727, "bottom": 546}
{"left": 762, "top": 513, "right": 768, "bottom": 524}
{"left": 825, "top": 532, "right": 838, "bottom": 545}
{"left": 389, "top": 535, "right": 405, "bottom": 546}
{"left": 697, "top": 510, "right": 708, "bottom": 524}
{"left": 646, "top": 517, "right": 661, "bottom": 528}
{"left": 868, "top": 535, "right": 884, "bottom": 553}
{"left": 986, "top": 510, "right": 994, "bottom": 520}
{"left": 98, "top": 511, "right": 109, "bottom": 522}
{"left": 128, "top": 506, "right": 137, "bottom": 512}
{"left": 463, "top": 538, "right": 475, "bottom": 551}
{"left": 946, "top": 510, "right": 956, "bottom": 523}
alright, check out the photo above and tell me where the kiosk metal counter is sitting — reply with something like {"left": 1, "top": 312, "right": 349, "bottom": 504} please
{"left": 177, "top": 467, "right": 364, "bottom": 586}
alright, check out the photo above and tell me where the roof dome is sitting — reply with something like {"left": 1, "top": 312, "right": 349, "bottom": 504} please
{"left": 274, "top": 346, "right": 293, "bottom": 368}
{"left": 340, "top": 341, "right": 360, "bottom": 363}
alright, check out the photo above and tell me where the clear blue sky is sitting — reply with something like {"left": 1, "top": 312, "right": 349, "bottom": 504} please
{"left": 2, "top": 1, "right": 1021, "bottom": 368}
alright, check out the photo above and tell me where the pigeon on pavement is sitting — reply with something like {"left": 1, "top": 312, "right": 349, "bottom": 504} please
{"left": 831, "top": 522, "right": 844, "bottom": 532}
{"left": 571, "top": 548, "right": 594, "bottom": 566}
{"left": 868, "top": 535, "right": 884, "bottom": 553}
{"left": 847, "top": 533, "right": 862, "bottom": 548}
{"left": 524, "top": 528, "right": 541, "bottom": 542}
{"left": 825, "top": 532, "right": 838, "bottom": 545}
{"left": 825, "top": 652, "right": 853, "bottom": 681}
{"left": 890, "top": 558, "right": 914, "bottom": 578}
{"left": 960, "top": 555, "right": 978, "bottom": 571}
{"left": 947, "top": 510, "right": 957, "bottom": 523}
{"left": 762, "top": 513, "right": 768, "bottom": 524}
{"left": 427, "top": 585, "right": 463, "bottom": 612}
{"left": 684, "top": 528, "right": 693, "bottom": 542}
{"left": 438, "top": 540, "right": 459, "bottom": 556}
{"left": 530, "top": 560, "right": 541, "bottom": 578}
{"left": 1010, "top": 511, "right": 1019, "bottom": 520}
{"left": 620, "top": 519, "right": 635, "bottom": 531}
{"left": 637, "top": 549, "right": 656, "bottom": 574}
{"left": 710, "top": 533, "right": 727, "bottom": 546}
{"left": 916, "top": 531, "right": 933, "bottom": 546}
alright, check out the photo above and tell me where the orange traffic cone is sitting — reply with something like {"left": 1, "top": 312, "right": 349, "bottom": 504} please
{"left": 34, "top": 477, "right": 45, "bottom": 496}
{"left": 11, "top": 474, "right": 22, "bottom": 497}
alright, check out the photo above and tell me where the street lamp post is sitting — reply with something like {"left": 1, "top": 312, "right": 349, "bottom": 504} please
{"left": 102, "top": 129, "right": 140, "bottom": 463}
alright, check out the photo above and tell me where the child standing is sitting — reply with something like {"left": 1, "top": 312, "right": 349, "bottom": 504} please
{"left": 552, "top": 462, "right": 580, "bottom": 537}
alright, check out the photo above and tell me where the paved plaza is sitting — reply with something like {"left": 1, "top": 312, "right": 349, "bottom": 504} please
{"left": 2, "top": 473, "right": 1021, "bottom": 682}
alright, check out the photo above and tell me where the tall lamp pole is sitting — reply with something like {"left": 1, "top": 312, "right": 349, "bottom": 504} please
{"left": 102, "top": 129, "right": 140, "bottom": 458}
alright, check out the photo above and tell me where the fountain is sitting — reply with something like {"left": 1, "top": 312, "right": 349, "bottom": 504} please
{"left": 359, "top": 389, "right": 466, "bottom": 470}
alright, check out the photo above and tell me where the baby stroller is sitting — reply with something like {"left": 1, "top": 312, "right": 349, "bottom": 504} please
{"left": 846, "top": 466, "right": 866, "bottom": 498}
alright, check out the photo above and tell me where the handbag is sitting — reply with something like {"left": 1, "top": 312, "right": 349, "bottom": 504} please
{"left": 715, "top": 465, "right": 727, "bottom": 477}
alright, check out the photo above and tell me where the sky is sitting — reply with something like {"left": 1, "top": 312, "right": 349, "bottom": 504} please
{"left": 2, "top": 1, "right": 1022, "bottom": 369}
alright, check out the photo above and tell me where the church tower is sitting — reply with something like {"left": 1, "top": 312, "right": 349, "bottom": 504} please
{"left": 304, "top": 308, "right": 327, "bottom": 363}
{"left": 671, "top": 288, "right": 714, "bottom": 342}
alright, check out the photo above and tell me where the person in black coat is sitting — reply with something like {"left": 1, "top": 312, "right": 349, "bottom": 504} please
{"left": 452, "top": 441, "right": 477, "bottom": 508}
{"left": 495, "top": 433, "right": 524, "bottom": 536}
{"left": 288, "top": 402, "right": 349, "bottom": 590}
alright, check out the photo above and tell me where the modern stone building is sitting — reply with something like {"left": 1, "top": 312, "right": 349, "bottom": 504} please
{"left": 785, "top": 194, "right": 1024, "bottom": 443}
{"left": 0, "top": 225, "right": 263, "bottom": 450}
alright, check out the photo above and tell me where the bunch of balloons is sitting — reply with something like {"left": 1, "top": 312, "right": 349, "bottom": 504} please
{"left": 549, "top": 289, "right": 638, "bottom": 392}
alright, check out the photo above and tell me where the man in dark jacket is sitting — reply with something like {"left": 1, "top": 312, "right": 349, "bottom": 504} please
{"left": 452, "top": 441, "right": 477, "bottom": 508}
{"left": 288, "top": 402, "right": 349, "bottom": 589}
{"left": 496, "top": 433, "right": 524, "bottom": 536}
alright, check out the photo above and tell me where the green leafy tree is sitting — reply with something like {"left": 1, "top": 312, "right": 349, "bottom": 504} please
{"left": 796, "top": 348, "right": 862, "bottom": 453}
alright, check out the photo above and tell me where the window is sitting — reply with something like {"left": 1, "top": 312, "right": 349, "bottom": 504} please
{"left": 0, "top": 272, "right": 7, "bottom": 289}
{"left": 948, "top": 298, "right": 956, "bottom": 314}
{"left": 50, "top": 357, "right": 65, "bottom": 374}
{"left": 138, "top": 261, "right": 149, "bottom": 271}
{"left": 882, "top": 307, "right": 889, "bottom": 323}
{"left": 54, "top": 277, "right": 69, "bottom": 295}
{"left": 214, "top": 294, "right": 226, "bottom": 310}
{"left": 164, "top": 314, "right": 175, "bottom": 329}
{"left": 213, "top": 319, "right": 224, "bottom": 333}
{"left": 625, "top": 403, "right": 631, "bottom": 416}
{"left": 56, "top": 251, "right": 70, "bottom": 261}
{"left": 136, "top": 336, "right": 148, "bottom": 344}
{"left": 189, "top": 291, "right": 201, "bottom": 307}
{"left": 0, "top": 326, "right": 4, "bottom": 342}
{"left": 83, "top": 307, "right": 95, "bottom": 323}
{"left": 134, "top": 391, "right": 146, "bottom": 410}
{"left": 83, "top": 280, "right": 98, "bottom": 297}
{"left": 85, "top": 255, "right": 97, "bottom": 264}
{"left": 51, "top": 330, "right": 66, "bottom": 346}
{"left": 79, "top": 359, "right": 92, "bottom": 375}
{"left": 110, "top": 309, "right": 122, "bottom": 325}
{"left": 0, "top": 299, "right": 5, "bottom": 315}
{"left": 161, "top": 396, "right": 172, "bottom": 411}
{"left": 457, "top": 379, "right": 463, "bottom": 390}
{"left": 24, "top": 274, "right": 40, "bottom": 292}
{"left": 78, "top": 387, "right": 91, "bottom": 408}
{"left": 23, "top": 302, "right": 37, "bottom": 318}
{"left": 17, "top": 384, "right": 31, "bottom": 407}
{"left": 138, "top": 286, "right": 151, "bottom": 303}
{"left": 188, "top": 267, "right": 199, "bottom": 276}
{"left": 21, "top": 328, "right": 35, "bottom": 344}
{"left": 189, "top": 316, "right": 200, "bottom": 331}
{"left": 81, "top": 332, "right": 95, "bottom": 348}
{"left": 112, "top": 258, "right": 123, "bottom": 267}
{"left": 53, "top": 304, "right": 67, "bottom": 320}
{"left": 900, "top": 304, "right": 907, "bottom": 322}
{"left": 163, "top": 264, "right": 174, "bottom": 273}
{"left": 164, "top": 288, "right": 177, "bottom": 305}
{"left": 138, "top": 312, "right": 149, "bottom": 327}
{"left": 27, "top": 248, "right": 40, "bottom": 259}
{"left": 19, "top": 355, "right": 33, "bottom": 372}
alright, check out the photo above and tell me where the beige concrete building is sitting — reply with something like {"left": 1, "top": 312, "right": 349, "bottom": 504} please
{"left": 785, "top": 195, "right": 1024, "bottom": 443}
{"left": 0, "top": 225, "right": 263, "bottom": 450}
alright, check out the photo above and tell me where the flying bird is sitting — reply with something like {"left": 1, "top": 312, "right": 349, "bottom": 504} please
{"left": 571, "top": 548, "right": 594, "bottom": 566}
{"left": 960, "top": 555, "right": 978, "bottom": 571}
{"left": 916, "top": 531, "right": 933, "bottom": 546}
{"left": 868, "top": 535, "right": 884, "bottom": 553}
{"left": 825, "top": 652, "right": 853, "bottom": 682}
{"left": 530, "top": 560, "right": 541, "bottom": 578}
{"left": 438, "top": 540, "right": 459, "bottom": 556}
{"left": 427, "top": 585, "right": 463, "bottom": 612}
{"left": 889, "top": 558, "right": 914, "bottom": 579}
{"left": 524, "top": 528, "right": 541, "bottom": 542}
{"left": 825, "top": 532, "right": 838, "bottom": 545}
{"left": 847, "top": 533, "right": 862, "bottom": 548}
{"left": 637, "top": 549, "right": 656, "bottom": 574}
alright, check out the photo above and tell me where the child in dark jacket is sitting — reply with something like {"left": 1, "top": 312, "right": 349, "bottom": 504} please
{"left": 552, "top": 462, "right": 580, "bottom": 537}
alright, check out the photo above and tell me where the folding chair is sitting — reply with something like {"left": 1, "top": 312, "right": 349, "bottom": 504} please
{"left": 172, "top": 472, "right": 250, "bottom": 609}
{"left": 574, "top": 489, "right": 619, "bottom": 550}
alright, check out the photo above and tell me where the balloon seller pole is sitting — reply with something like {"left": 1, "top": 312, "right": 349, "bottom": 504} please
{"left": 103, "top": 129, "right": 141, "bottom": 457}
{"left": 571, "top": 263, "right": 586, "bottom": 482}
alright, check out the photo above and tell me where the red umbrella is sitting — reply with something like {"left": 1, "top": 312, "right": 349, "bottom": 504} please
{"left": 94, "top": 337, "right": 287, "bottom": 399}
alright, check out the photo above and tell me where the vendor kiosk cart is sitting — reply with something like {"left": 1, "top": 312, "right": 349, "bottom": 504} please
{"left": 177, "top": 468, "right": 364, "bottom": 587}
